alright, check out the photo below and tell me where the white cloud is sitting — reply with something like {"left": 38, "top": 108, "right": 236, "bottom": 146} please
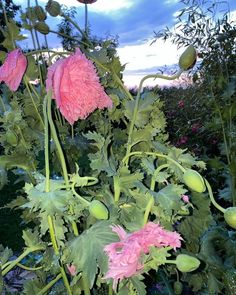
{"left": 117, "top": 39, "right": 185, "bottom": 87}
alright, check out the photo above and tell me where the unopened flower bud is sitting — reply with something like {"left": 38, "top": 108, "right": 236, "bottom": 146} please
{"left": 176, "top": 254, "right": 200, "bottom": 272}
{"left": 35, "top": 5, "right": 47, "bottom": 21}
{"left": 179, "top": 45, "right": 197, "bottom": 71}
{"left": 34, "top": 21, "right": 50, "bottom": 35}
{"left": 183, "top": 169, "right": 206, "bottom": 193}
{"left": 45, "top": 0, "right": 61, "bottom": 17}
{"left": 89, "top": 200, "right": 109, "bottom": 220}
{"left": 224, "top": 207, "right": 236, "bottom": 229}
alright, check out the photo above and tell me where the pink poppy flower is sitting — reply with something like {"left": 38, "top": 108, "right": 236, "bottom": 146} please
{"left": 46, "top": 48, "right": 113, "bottom": 125}
{"left": 178, "top": 100, "right": 185, "bottom": 108}
{"left": 0, "top": 49, "right": 27, "bottom": 91}
{"left": 182, "top": 194, "right": 189, "bottom": 203}
{"left": 67, "top": 264, "right": 77, "bottom": 276}
{"left": 104, "top": 222, "right": 182, "bottom": 289}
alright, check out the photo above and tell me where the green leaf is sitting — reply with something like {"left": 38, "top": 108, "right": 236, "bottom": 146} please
{"left": 155, "top": 184, "right": 187, "bottom": 214}
{"left": 65, "top": 221, "right": 119, "bottom": 287}
{"left": 0, "top": 245, "right": 13, "bottom": 265}
{"left": 130, "top": 276, "right": 147, "bottom": 295}
{"left": 22, "top": 229, "right": 45, "bottom": 249}
{"left": 83, "top": 132, "right": 117, "bottom": 176}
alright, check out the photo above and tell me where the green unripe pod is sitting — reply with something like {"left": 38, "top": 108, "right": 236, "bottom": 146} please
{"left": 89, "top": 200, "right": 109, "bottom": 220}
{"left": 173, "top": 281, "right": 183, "bottom": 295}
{"left": 176, "top": 254, "right": 200, "bottom": 272}
{"left": 34, "top": 22, "right": 50, "bottom": 35}
{"left": 45, "top": 0, "right": 61, "bottom": 17}
{"left": 183, "top": 169, "right": 206, "bottom": 193}
{"left": 35, "top": 5, "right": 47, "bottom": 21}
{"left": 179, "top": 45, "right": 197, "bottom": 71}
{"left": 224, "top": 207, "right": 236, "bottom": 229}
{"left": 6, "top": 130, "right": 18, "bottom": 146}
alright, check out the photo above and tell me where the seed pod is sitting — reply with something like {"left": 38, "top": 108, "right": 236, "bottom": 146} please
{"left": 176, "top": 254, "right": 200, "bottom": 272}
{"left": 34, "top": 22, "right": 50, "bottom": 35}
{"left": 173, "top": 281, "right": 183, "bottom": 295}
{"left": 35, "top": 5, "right": 47, "bottom": 21}
{"left": 89, "top": 200, "right": 109, "bottom": 220}
{"left": 45, "top": 0, "right": 61, "bottom": 17}
{"left": 183, "top": 169, "right": 206, "bottom": 193}
{"left": 26, "top": 7, "right": 37, "bottom": 21}
{"left": 6, "top": 130, "right": 18, "bottom": 146}
{"left": 179, "top": 45, "right": 197, "bottom": 71}
{"left": 224, "top": 207, "right": 236, "bottom": 229}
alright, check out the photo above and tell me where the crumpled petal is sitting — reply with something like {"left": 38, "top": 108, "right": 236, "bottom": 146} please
{"left": 0, "top": 49, "right": 27, "bottom": 91}
{"left": 46, "top": 48, "right": 113, "bottom": 125}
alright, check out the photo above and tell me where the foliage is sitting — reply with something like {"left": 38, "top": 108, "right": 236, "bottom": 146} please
{"left": 0, "top": 0, "right": 235, "bottom": 294}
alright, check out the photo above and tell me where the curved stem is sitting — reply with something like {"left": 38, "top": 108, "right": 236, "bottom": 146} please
{"left": 71, "top": 182, "right": 90, "bottom": 206}
{"left": 37, "top": 273, "right": 62, "bottom": 295}
{"left": 2, "top": 247, "right": 43, "bottom": 276}
{"left": 47, "top": 93, "right": 69, "bottom": 188}
{"left": 151, "top": 163, "right": 169, "bottom": 191}
{"left": 16, "top": 262, "right": 43, "bottom": 271}
{"left": 24, "top": 76, "right": 44, "bottom": 128}
{"left": 122, "top": 151, "right": 186, "bottom": 173}
{"left": 143, "top": 196, "right": 154, "bottom": 226}
{"left": 204, "top": 179, "right": 226, "bottom": 213}
{"left": 124, "top": 70, "right": 183, "bottom": 164}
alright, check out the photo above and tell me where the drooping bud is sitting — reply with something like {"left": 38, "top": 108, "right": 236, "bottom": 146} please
{"left": 173, "top": 281, "right": 183, "bottom": 295}
{"left": 35, "top": 5, "right": 47, "bottom": 21}
{"left": 6, "top": 130, "right": 18, "bottom": 146}
{"left": 183, "top": 169, "right": 206, "bottom": 193}
{"left": 89, "top": 200, "right": 109, "bottom": 220}
{"left": 45, "top": 0, "right": 61, "bottom": 17}
{"left": 34, "top": 22, "right": 50, "bottom": 35}
{"left": 224, "top": 207, "right": 236, "bottom": 229}
{"left": 176, "top": 254, "right": 200, "bottom": 272}
{"left": 179, "top": 45, "right": 197, "bottom": 71}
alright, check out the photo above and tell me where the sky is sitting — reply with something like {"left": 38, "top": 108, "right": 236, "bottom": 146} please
{"left": 14, "top": 0, "right": 236, "bottom": 87}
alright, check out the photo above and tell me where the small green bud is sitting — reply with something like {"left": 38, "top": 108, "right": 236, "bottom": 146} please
{"left": 183, "top": 169, "right": 206, "bottom": 193}
{"left": 179, "top": 45, "right": 197, "bottom": 71}
{"left": 34, "top": 22, "right": 50, "bottom": 35}
{"left": 45, "top": 0, "right": 61, "bottom": 17}
{"left": 176, "top": 254, "right": 200, "bottom": 272}
{"left": 224, "top": 207, "right": 236, "bottom": 229}
{"left": 173, "top": 281, "right": 183, "bottom": 295}
{"left": 35, "top": 5, "right": 47, "bottom": 21}
{"left": 89, "top": 200, "right": 109, "bottom": 220}
{"left": 6, "top": 130, "right": 18, "bottom": 146}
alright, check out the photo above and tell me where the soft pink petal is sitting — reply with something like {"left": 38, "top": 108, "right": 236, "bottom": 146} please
{"left": 46, "top": 48, "right": 113, "bottom": 124}
{"left": 0, "top": 49, "right": 27, "bottom": 91}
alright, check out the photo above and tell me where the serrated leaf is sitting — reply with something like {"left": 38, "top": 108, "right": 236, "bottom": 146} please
{"left": 22, "top": 229, "right": 44, "bottom": 249}
{"left": 65, "top": 221, "right": 119, "bottom": 287}
{"left": 155, "top": 184, "right": 187, "bottom": 213}
{"left": 130, "top": 276, "right": 146, "bottom": 295}
{"left": 0, "top": 245, "right": 13, "bottom": 265}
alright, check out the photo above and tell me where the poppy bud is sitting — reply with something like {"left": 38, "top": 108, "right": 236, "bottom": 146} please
{"left": 176, "top": 254, "right": 200, "bottom": 272}
{"left": 183, "top": 169, "right": 206, "bottom": 193}
{"left": 89, "top": 200, "right": 109, "bottom": 220}
{"left": 34, "top": 22, "right": 50, "bottom": 35}
{"left": 35, "top": 5, "right": 47, "bottom": 21}
{"left": 45, "top": 0, "right": 61, "bottom": 17}
{"left": 224, "top": 207, "right": 236, "bottom": 229}
{"left": 179, "top": 45, "right": 197, "bottom": 71}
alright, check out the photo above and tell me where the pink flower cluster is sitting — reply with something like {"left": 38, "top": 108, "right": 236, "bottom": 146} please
{"left": 0, "top": 49, "right": 27, "bottom": 91}
{"left": 104, "top": 222, "right": 182, "bottom": 289}
{"left": 46, "top": 48, "right": 113, "bottom": 125}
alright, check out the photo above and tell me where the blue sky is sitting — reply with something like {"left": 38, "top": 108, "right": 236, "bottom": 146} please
{"left": 14, "top": 0, "right": 236, "bottom": 87}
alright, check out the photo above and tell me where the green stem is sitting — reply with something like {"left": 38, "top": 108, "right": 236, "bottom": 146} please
{"left": 204, "top": 179, "right": 226, "bottom": 213}
{"left": 150, "top": 163, "right": 169, "bottom": 191}
{"left": 113, "top": 175, "right": 121, "bottom": 203}
{"left": 143, "top": 196, "right": 154, "bottom": 226}
{"left": 47, "top": 215, "right": 59, "bottom": 255}
{"left": 43, "top": 94, "right": 50, "bottom": 192}
{"left": 16, "top": 263, "right": 43, "bottom": 271}
{"left": 24, "top": 77, "right": 44, "bottom": 128}
{"left": 0, "top": 96, "right": 6, "bottom": 113}
{"left": 47, "top": 93, "right": 69, "bottom": 188}
{"left": 84, "top": 4, "right": 88, "bottom": 36}
{"left": 108, "top": 284, "right": 113, "bottom": 295}
{"left": 82, "top": 274, "right": 91, "bottom": 295}
{"left": 71, "top": 182, "right": 90, "bottom": 206}
{"left": 124, "top": 70, "right": 183, "bottom": 164}
{"left": 37, "top": 273, "right": 62, "bottom": 295}
{"left": 122, "top": 152, "right": 185, "bottom": 173}
{"left": 2, "top": 247, "right": 43, "bottom": 276}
